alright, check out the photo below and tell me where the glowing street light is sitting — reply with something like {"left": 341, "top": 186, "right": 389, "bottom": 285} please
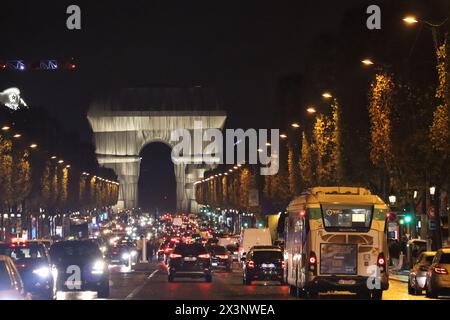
{"left": 1, "top": 126, "right": 10, "bottom": 131}
{"left": 265, "top": 142, "right": 271, "bottom": 146}
{"left": 291, "top": 123, "right": 300, "bottom": 128}
{"left": 237, "top": 164, "right": 242, "bottom": 167}
{"left": 13, "top": 134, "right": 21, "bottom": 138}
{"left": 322, "top": 92, "right": 333, "bottom": 99}
{"left": 403, "top": 16, "right": 419, "bottom": 24}
{"left": 58, "top": 160, "right": 64, "bottom": 164}
{"left": 361, "top": 59, "right": 375, "bottom": 66}
{"left": 29, "top": 143, "right": 37, "bottom": 148}
{"left": 257, "top": 148, "right": 263, "bottom": 152}
{"left": 306, "top": 107, "right": 317, "bottom": 114}
{"left": 430, "top": 186, "right": 436, "bottom": 196}
{"left": 233, "top": 166, "right": 238, "bottom": 169}
{"left": 280, "top": 134, "right": 287, "bottom": 139}
{"left": 389, "top": 195, "right": 396, "bottom": 205}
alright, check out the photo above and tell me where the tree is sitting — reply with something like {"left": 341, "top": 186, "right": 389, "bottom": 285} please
{"left": 287, "top": 146, "right": 300, "bottom": 196}
{"left": 299, "top": 132, "right": 314, "bottom": 188}
{"left": 312, "top": 114, "right": 333, "bottom": 185}
{"left": 330, "top": 98, "right": 343, "bottom": 184}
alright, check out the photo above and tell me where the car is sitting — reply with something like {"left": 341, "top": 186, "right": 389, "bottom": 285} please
{"left": 408, "top": 251, "right": 436, "bottom": 295}
{"left": 425, "top": 248, "right": 450, "bottom": 298}
{"left": 208, "top": 245, "right": 232, "bottom": 272}
{"left": 167, "top": 243, "right": 212, "bottom": 282}
{"left": 239, "top": 228, "right": 272, "bottom": 262}
{"left": 107, "top": 243, "right": 138, "bottom": 266}
{"left": 3, "top": 240, "right": 54, "bottom": 299}
{"left": 49, "top": 240, "right": 110, "bottom": 298}
{"left": 0, "top": 255, "right": 31, "bottom": 300}
{"left": 243, "top": 246, "right": 284, "bottom": 285}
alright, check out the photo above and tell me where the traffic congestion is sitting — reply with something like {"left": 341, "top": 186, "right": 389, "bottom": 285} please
{"left": 1, "top": 187, "right": 449, "bottom": 300}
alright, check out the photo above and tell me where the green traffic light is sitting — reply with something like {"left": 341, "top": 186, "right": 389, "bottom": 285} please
{"left": 399, "top": 219, "right": 404, "bottom": 225}
{"left": 404, "top": 215, "right": 412, "bottom": 223}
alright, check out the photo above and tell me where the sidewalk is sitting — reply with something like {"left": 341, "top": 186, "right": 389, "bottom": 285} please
{"left": 389, "top": 267, "right": 409, "bottom": 283}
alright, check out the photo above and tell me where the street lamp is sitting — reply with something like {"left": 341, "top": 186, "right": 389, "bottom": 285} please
{"left": 403, "top": 16, "right": 419, "bottom": 24}
{"left": 291, "top": 123, "right": 300, "bottom": 128}
{"left": 430, "top": 186, "right": 436, "bottom": 196}
{"left": 322, "top": 92, "right": 332, "bottom": 99}
{"left": 306, "top": 107, "right": 317, "bottom": 114}
{"left": 1, "top": 126, "right": 10, "bottom": 131}
{"left": 389, "top": 195, "right": 396, "bottom": 205}
{"left": 361, "top": 59, "right": 375, "bottom": 66}
{"left": 280, "top": 134, "right": 287, "bottom": 139}
{"left": 29, "top": 143, "right": 37, "bottom": 148}
{"left": 13, "top": 134, "right": 21, "bottom": 138}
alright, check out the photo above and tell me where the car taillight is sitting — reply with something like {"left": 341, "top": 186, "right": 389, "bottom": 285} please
{"left": 165, "top": 248, "right": 173, "bottom": 253}
{"left": 434, "top": 266, "right": 449, "bottom": 274}
{"left": 308, "top": 251, "right": 317, "bottom": 274}
{"left": 169, "top": 253, "right": 182, "bottom": 259}
{"left": 281, "top": 261, "right": 285, "bottom": 268}
{"left": 112, "top": 251, "right": 118, "bottom": 254}
{"left": 198, "top": 253, "right": 211, "bottom": 259}
{"left": 248, "top": 260, "right": 255, "bottom": 268}
{"left": 217, "top": 255, "right": 228, "bottom": 259}
{"left": 377, "top": 252, "right": 386, "bottom": 273}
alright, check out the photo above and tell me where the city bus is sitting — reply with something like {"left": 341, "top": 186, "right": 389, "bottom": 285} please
{"left": 284, "top": 187, "right": 389, "bottom": 299}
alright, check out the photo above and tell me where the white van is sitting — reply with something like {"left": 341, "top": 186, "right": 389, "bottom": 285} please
{"left": 239, "top": 228, "right": 272, "bottom": 262}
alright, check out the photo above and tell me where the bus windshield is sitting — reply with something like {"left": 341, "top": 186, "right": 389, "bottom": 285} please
{"left": 321, "top": 204, "right": 373, "bottom": 231}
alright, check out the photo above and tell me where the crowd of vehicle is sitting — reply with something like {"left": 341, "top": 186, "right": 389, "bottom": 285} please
{"left": 1, "top": 187, "right": 450, "bottom": 300}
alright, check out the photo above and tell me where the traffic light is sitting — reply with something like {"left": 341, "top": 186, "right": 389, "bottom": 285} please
{"left": 387, "top": 212, "right": 397, "bottom": 222}
{"left": 404, "top": 215, "right": 412, "bottom": 224}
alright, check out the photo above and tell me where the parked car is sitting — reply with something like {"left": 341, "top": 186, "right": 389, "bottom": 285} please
{"left": 425, "top": 248, "right": 450, "bottom": 298}
{"left": 167, "top": 243, "right": 212, "bottom": 282}
{"left": 3, "top": 240, "right": 54, "bottom": 299}
{"left": 408, "top": 251, "right": 436, "bottom": 295}
{"left": 242, "top": 246, "right": 284, "bottom": 285}
{"left": 0, "top": 255, "right": 31, "bottom": 300}
{"left": 49, "top": 240, "right": 110, "bottom": 298}
{"left": 208, "top": 245, "right": 232, "bottom": 272}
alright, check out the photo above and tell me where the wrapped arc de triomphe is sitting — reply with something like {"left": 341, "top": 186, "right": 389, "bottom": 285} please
{"left": 87, "top": 88, "right": 226, "bottom": 213}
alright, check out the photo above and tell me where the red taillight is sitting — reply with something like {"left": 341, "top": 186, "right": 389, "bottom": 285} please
{"left": 281, "top": 261, "right": 285, "bottom": 268}
{"left": 298, "top": 209, "right": 306, "bottom": 217}
{"left": 169, "top": 253, "right": 182, "bottom": 259}
{"left": 248, "top": 260, "right": 255, "bottom": 268}
{"left": 377, "top": 253, "right": 386, "bottom": 273}
{"left": 165, "top": 248, "right": 173, "bottom": 253}
{"left": 434, "top": 266, "right": 449, "bottom": 274}
{"left": 308, "top": 252, "right": 317, "bottom": 274}
{"left": 198, "top": 253, "right": 211, "bottom": 259}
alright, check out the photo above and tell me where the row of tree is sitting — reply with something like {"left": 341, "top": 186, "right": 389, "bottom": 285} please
{"left": 0, "top": 106, "right": 119, "bottom": 220}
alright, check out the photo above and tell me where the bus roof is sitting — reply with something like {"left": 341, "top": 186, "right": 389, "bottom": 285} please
{"left": 287, "top": 186, "right": 388, "bottom": 211}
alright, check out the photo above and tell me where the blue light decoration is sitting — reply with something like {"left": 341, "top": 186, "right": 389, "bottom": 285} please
{"left": 40, "top": 60, "right": 58, "bottom": 70}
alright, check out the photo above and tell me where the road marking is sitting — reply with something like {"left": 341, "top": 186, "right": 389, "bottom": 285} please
{"left": 125, "top": 269, "right": 159, "bottom": 300}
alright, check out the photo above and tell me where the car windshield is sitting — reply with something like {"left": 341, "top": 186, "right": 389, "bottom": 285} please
{"left": 252, "top": 250, "right": 283, "bottom": 262}
{"left": 424, "top": 256, "right": 435, "bottom": 264}
{"left": 439, "top": 253, "right": 450, "bottom": 264}
{"left": 5, "top": 244, "right": 45, "bottom": 261}
{"left": 51, "top": 242, "right": 100, "bottom": 258}
{"left": 174, "top": 244, "right": 207, "bottom": 255}
{"left": 210, "top": 246, "right": 227, "bottom": 255}
{"left": 0, "top": 262, "right": 12, "bottom": 290}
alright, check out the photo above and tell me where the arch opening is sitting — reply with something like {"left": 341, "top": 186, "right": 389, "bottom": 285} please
{"left": 138, "top": 142, "right": 176, "bottom": 214}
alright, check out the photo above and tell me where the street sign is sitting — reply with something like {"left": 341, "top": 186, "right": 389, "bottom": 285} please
{"left": 429, "top": 220, "right": 437, "bottom": 230}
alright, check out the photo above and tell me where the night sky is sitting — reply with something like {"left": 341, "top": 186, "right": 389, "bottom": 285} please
{"left": 0, "top": 0, "right": 413, "bottom": 211}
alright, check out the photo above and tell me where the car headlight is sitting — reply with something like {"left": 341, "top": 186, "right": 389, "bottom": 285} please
{"left": 122, "top": 253, "right": 130, "bottom": 260}
{"left": 92, "top": 260, "right": 105, "bottom": 274}
{"left": 32, "top": 266, "right": 50, "bottom": 278}
{"left": 130, "top": 250, "right": 137, "bottom": 257}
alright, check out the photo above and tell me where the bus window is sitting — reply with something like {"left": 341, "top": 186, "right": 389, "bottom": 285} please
{"left": 321, "top": 205, "right": 373, "bottom": 232}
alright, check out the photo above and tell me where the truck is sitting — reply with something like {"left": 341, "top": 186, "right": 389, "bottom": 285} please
{"left": 239, "top": 228, "right": 272, "bottom": 262}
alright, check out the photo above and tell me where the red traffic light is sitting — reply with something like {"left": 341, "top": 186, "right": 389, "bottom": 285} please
{"left": 387, "top": 212, "right": 397, "bottom": 222}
